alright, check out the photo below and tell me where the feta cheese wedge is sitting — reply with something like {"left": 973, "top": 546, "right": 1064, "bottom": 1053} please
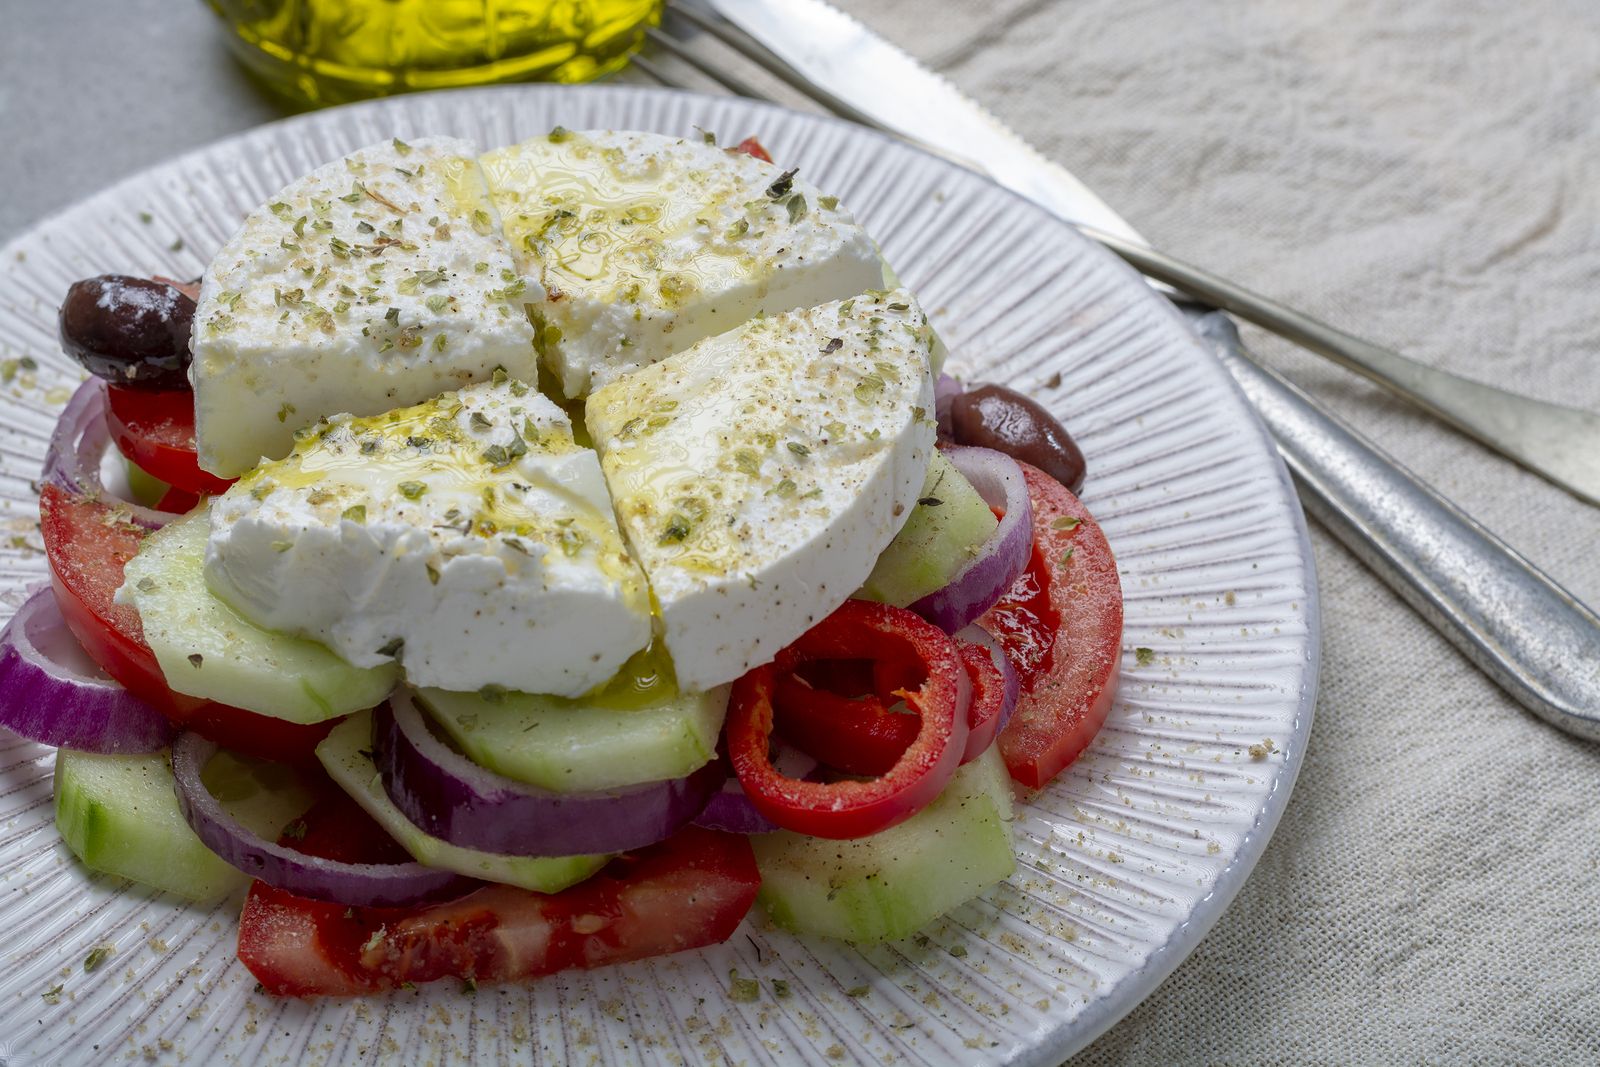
{"left": 480, "top": 128, "right": 886, "bottom": 399}
{"left": 204, "top": 379, "right": 651, "bottom": 696}
{"left": 191, "top": 136, "right": 540, "bottom": 478}
{"left": 586, "top": 289, "right": 937, "bottom": 693}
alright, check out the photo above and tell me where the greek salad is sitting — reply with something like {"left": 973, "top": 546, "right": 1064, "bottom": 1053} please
{"left": 6, "top": 128, "right": 1123, "bottom": 997}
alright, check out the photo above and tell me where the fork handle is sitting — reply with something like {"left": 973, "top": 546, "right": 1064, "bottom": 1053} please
{"left": 1185, "top": 309, "right": 1600, "bottom": 737}
{"left": 1090, "top": 227, "right": 1600, "bottom": 507}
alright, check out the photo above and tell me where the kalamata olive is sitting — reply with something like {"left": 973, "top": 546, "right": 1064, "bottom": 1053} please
{"left": 949, "top": 383, "right": 1087, "bottom": 493}
{"left": 59, "top": 275, "right": 195, "bottom": 390}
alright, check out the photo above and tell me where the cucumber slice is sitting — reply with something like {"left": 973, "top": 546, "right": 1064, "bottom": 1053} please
{"left": 752, "top": 747, "right": 1017, "bottom": 943}
{"left": 123, "top": 457, "right": 171, "bottom": 507}
{"left": 118, "top": 509, "right": 398, "bottom": 723}
{"left": 54, "top": 748, "right": 244, "bottom": 901}
{"left": 858, "top": 451, "right": 998, "bottom": 607}
{"left": 418, "top": 665, "right": 728, "bottom": 793}
{"left": 201, "top": 749, "right": 322, "bottom": 840}
{"left": 317, "top": 712, "right": 609, "bottom": 893}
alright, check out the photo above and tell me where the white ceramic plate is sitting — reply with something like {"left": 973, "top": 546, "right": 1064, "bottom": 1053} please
{"left": 0, "top": 86, "right": 1317, "bottom": 1066}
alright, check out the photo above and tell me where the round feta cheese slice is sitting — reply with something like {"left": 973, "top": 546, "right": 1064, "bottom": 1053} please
{"left": 481, "top": 128, "right": 888, "bottom": 399}
{"left": 191, "top": 136, "right": 541, "bottom": 479}
{"left": 204, "top": 379, "right": 651, "bottom": 697}
{"left": 586, "top": 288, "right": 937, "bottom": 693}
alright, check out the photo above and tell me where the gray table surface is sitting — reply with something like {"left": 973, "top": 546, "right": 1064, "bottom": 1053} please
{"left": 7, "top": 2, "right": 1600, "bottom": 1064}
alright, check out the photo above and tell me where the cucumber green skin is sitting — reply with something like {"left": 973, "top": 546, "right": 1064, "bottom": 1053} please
{"left": 418, "top": 684, "right": 728, "bottom": 794}
{"left": 119, "top": 509, "right": 399, "bottom": 723}
{"left": 123, "top": 457, "right": 171, "bottom": 507}
{"left": 752, "top": 747, "right": 1017, "bottom": 944}
{"left": 318, "top": 713, "right": 608, "bottom": 893}
{"left": 54, "top": 748, "right": 245, "bottom": 901}
{"left": 858, "top": 451, "right": 998, "bottom": 608}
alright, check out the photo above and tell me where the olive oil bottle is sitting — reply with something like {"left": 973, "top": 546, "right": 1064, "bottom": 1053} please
{"left": 205, "top": 0, "right": 663, "bottom": 106}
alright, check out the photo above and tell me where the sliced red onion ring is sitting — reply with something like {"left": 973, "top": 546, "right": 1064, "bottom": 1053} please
{"left": 694, "top": 746, "right": 820, "bottom": 835}
{"left": 694, "top": 780, "right": 779, "bottom": 835}
{"left": 170, "top": 732, "right": 475, "bottom": 907}
{"left": 934, "top": 373, "right": 963, "bottom": 439}
{"left": 910, "top": 445, "right": 1034, "bottom": 633}
{"left": 955, "top": 623, "right": 1020, "bottom": 763}
{"left": 376, "top": 691, "right": 727, "bottom": 856}
{"left": 955, "top": 624, "right": 1019, "bottom": 734}
{"left": 0, "top": 586, "right": 173, "bottom": 752}
{"left": 44, "top": 379, "right": 170, "bottom": 529}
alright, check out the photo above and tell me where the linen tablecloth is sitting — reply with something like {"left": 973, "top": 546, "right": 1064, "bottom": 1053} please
{"left": 4, "top": 2, "right": 1598, "bottom": 1062}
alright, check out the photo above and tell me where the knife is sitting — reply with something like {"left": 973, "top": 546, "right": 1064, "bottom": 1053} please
{"left": 688, "top": 0, "right": 1600, "bottom": 736}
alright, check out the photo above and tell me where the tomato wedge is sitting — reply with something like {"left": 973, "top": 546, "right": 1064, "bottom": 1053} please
{"left": 730, "top": 136, "right": 774, "bottom": 163}
{"left": 105, "top": 385, "right": 235, "bottom": 496}
{"left": 728, "top": 600, "right": 970, "bottom": 839}
{"left": 39, "top": 484, "right": 332, "bottom": 763}
{"left": 980, "top": 463, "right": 1123, "bottom": 789}
{"left": 238, "top": 812, "right": 761, "bottom": 997}
{"left": 154, "top": 485, "right": 203, "bottom": 513}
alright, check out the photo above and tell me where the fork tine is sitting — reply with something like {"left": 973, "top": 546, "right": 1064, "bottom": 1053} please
{"left": 627, "top": 51, "right": 678, "bottom": 88}
{"left": 664, "top": 4, "right": 887, "bottom": 132}
{"left": 644, "top": 26, "right": 775, "bottom": 102}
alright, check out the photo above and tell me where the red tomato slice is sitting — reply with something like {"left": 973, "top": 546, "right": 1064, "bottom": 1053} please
{"left": 39, "top": 484, "right": 332, "bottom": 763}
{"left": 238, "top": 817, "right": 762, "bottom": 997}
{"left": 980, "top": 464, "right": 1123, "bottom": 789}
{"left": 105, "top": 386, "right": 235, "bottom": 496}
{"left": 730, "top": 137, "right": 774, "bottom": 163}
{"left": 154, "top": 485, "right": 203, "bottom": 514}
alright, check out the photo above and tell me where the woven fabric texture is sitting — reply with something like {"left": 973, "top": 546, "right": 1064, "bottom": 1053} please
{"left": 834, "top": 1, "right": 1600, "bottom": 1062}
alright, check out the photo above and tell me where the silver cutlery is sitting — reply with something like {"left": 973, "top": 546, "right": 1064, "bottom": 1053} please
{"left": 1083, "top": 228, "right": 1600, "bottom": 508}
{"left": 625, "top": 0, "right": 1600, "bottom": 737}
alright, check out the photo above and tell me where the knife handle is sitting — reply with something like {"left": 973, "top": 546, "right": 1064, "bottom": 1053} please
{"left": 1185, "top": 309, "right": 1600, "bottom": 738}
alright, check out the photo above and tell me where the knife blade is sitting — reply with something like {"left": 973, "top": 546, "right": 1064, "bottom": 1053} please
{"left": 697, "top": 0, "right": 1147, "bottom": 245}
{"left": 684, "top": 0, "right": 1600, "bottom": 736}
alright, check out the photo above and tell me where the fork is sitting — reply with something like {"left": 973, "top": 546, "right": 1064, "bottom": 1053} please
{"left": 625, "top": 6, "right": 1600, "bottom": 738}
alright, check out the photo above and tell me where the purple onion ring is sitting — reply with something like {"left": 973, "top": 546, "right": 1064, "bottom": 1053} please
{"left": 43, "top": 379, "right": 170, "bottom": 529}
{"left": 693, "top": 745, "right": 820, "bottom": 835}
{"left": 0, "top": 586, "right": 173, "bottom": 753}
{"left": 909, "top": 445, "right": 1035, "bottom": 633}
{"left": 170, "top": 731, "right": 476, "bottom": 907}
{"left": 375, "top": 691, "right": 726, "bottom": 856}
{"left": 955, "top": 622, "right": 1021, "bottom": 761}
{"left": 693, "top": 779, "right": 780, "bottom": 835}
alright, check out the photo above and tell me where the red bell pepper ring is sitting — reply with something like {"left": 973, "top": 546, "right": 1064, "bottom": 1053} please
{"left": 775, "top": 639, "right": 1007, "bottom": 774}
{"left": 772, "top": 672, "right": 917, "bottom": 777}
{"left": 727, "top": 599, "right": 971, "bottom": 840}
{"left": 955, "top": 639, "right": 1007, "bottom": 765}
